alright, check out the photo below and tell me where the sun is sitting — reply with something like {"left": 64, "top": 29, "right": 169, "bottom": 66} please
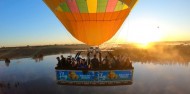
{"left": 128, "top": 29, "right": 161, "bottom": 45}
{"left": 117, "top": 17, "right": 163, "bottom": 46}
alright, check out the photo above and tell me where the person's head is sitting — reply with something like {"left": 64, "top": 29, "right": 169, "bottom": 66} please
{"left": 105, "top": 56, "right": 107, "bottom": 59}
{"left": 67, "top": 55, "right": 71, "bottom": 59}
{"left": 56, "top": 57, "right": 60, "bottom": 61}
{"left": 79, "top": 58, "right": 83, "bottom": 63}
{"left": 72, "top": 58, "right": 75, "bottom": 61}
{"left": 127, "top": 57, "right": 130, "bottom": 60}
{"left": 82, "top": 59, "right": 85, "bottom": 64}
{"left": 88, "top": 64, "right": 91, "bottom": 68}
{"left": 61, "top": 55, "right": 64, "bottom": 58}
{"left": 114, "top": 56, "right": 118, "bottom": 60}
{"left": 94, "top": 55, "right": 96, "bottom": 58}
{"left": 81, "top": 61, "right": 84, "bottom": 64}
{"left": 103, "top": 60, "right": 106, "bottom": 64}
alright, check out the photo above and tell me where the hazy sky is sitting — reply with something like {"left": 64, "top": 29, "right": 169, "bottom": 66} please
{"left": 0, "top": 0, "right": 190, "bottom": 47}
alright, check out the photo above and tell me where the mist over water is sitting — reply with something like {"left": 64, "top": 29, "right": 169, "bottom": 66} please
{"left": 112, "top": 44, "right": 190, "bottom": 64}
{"left": 0, "top": 54, "right": 190, "bottom": 94}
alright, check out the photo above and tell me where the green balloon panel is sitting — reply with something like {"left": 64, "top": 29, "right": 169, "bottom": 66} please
{"left": 56, "top": 0, "right": 128, "bottom": 13}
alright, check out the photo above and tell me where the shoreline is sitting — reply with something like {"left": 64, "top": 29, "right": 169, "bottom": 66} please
{"left": 0, "top": 44, "right": 89, "bottom": 61}
{"left": 1, "top": 43, "right": 190, "bottom": 63}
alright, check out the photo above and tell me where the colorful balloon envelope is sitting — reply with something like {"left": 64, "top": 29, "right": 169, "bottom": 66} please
{"left": 44, "top": 0, "right": 138, "bottom": 46}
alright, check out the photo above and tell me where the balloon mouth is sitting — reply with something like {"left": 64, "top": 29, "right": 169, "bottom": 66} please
{"left": 56, "top": 0, "right": 129, "bottom": 13}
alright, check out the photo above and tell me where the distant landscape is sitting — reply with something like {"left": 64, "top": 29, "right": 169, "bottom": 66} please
{"left": 113, "top": 42, "right": 190, "bottom": 65}
{"left": 0, "top": 44, "right": 89, "bottom": 61}
{"left": 1, "top": 41, "right": 190, "bottom": 65}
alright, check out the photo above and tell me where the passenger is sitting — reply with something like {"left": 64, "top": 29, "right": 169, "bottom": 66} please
{"left": 108, "top": 61, "right": 112, "bottom": 69}
{"left": 60, "top": 55, "right": 66, "bottom": 63}
{"left": 114, "top": 56, "right": 120, "bottom": 69}
{"left": 111, "top": 58, "right": 116, "bottom": 69}
{"left": 102, "top": 59, "right": 108, "bottom": 69}
{"left": 71, "top": 59, "right": 78, "bottom": 69}
{"left": 103, "top": 56, "right": 109, "bottom": 63}
{"left": 123, "top": 57, "right": 132, "bottom": 69}
{"left": 76, "top": 56, "right": 81, "bottom": 63}
{"left": 66, "top": 56, "right": 72, "bottom": 69}
{"left": 60, "top": 55, "right": 66, "bottom": 67}
{"left": 126, "top": 57, "right": 132, "bottom": 67}
{"left": 71, "top": 58, "right": 75, "bottom": 62}
{"left": 119, "top": 55, "right": 124, "bottom": 63}
{"left": 77, "top": 58, "right": 82, "bottom": 68}
{"left": 87, "top": 52, "right": 91, "bottom": 65}
{"left": 126, "top": 57, "right": 132, "bottom": 64}
{"left": 77, "top": 58, "right": 88, "bottom": 69}
{"left": 56, "top": 57, "right": 61, "bottom": 63}
{"left": 102, "top": 56, "right": 109, "bottom": 69}
{"left": 88, "top": 63, "right": 92, "bottom": 69}
{"left": 91, "top": 55, "right": 99, "bottom": 69}
{"left": 55, "top": 57, "right": 61, "bottom": 69}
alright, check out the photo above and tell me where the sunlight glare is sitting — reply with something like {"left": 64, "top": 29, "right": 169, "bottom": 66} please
{"left": 118, "top": 17, "right": 163, "bottom": 46}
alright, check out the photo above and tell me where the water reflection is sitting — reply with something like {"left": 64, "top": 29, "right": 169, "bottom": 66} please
{"left": 32, "top": 53, "right": 44, "bottom": 62}
{"left": 0, "top": 82, "right": 20, "bottom": 89}
{"left": 5, "top": 61, "right": 10, "bottom": 67}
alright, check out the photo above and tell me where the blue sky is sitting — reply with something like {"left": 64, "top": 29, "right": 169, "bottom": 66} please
{"left": 0, "top": 0, "right": 190, "bottom": 47}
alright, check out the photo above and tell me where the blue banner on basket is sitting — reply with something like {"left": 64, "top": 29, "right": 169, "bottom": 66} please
{"left": 56, "top": 70, "right": 133, "bottom": 81}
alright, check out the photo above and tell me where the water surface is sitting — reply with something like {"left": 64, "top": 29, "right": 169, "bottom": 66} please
{"left": 0, "top": 54, "right": 190, "bottom": 94}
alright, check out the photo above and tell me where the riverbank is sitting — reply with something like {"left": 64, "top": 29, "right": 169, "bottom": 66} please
{"left": 0, "top": 44, "right": 89, "bottom": 61}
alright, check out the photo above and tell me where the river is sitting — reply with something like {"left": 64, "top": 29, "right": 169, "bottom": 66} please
{"left": 0, "top": 54, "right": 190, "bottom": 94}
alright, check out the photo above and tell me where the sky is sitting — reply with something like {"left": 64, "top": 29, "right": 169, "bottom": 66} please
{"left": 0, "top": 0, "right": 190, "bottom": 47}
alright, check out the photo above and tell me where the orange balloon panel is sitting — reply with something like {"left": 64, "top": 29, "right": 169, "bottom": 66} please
{"left": 43, "top": 0, "right": 138, "bottom": 46}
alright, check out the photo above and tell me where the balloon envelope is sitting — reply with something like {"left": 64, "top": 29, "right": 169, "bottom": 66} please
{"left": 44, "top": 0, "right": 138, "bottom": 46}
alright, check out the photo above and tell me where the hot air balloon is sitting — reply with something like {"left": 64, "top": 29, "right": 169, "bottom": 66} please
{"left": 46, "top": 0, "right": 138, "bottom": 86}
{"left": 43, "top": 0, "right": 138, "bottom": 46}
